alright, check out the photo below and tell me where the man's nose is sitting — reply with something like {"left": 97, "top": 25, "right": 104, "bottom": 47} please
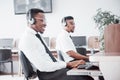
{"left": 43, "top": 20, "right": 47, "bottom": 26}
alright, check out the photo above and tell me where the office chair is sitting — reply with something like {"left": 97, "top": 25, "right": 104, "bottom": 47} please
{"left": 19, "top": 51, "right": 37, "bottom": 80}
{"left": 0, "top": 49, "right": 13, "bottom": 76}
{"left": 57, "top": 50, "right": 65, "bottom": 61}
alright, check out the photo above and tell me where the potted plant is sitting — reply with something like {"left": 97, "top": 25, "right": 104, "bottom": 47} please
{"left": 93, "top": 8, "right": 120, "bottom": 51}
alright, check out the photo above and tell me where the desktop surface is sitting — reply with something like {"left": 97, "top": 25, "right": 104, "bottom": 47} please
{"left": 77, "top": 63, "right": 99, "bottom": 70}
{"left": 67, "top": 68, "right": 102, "bottom": 76}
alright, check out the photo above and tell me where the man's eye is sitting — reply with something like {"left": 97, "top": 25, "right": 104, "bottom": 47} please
{"left": 40, "top": 20, "right": 43, "bottom": 22}
{"left": 70, "top": 23, "right": 74, "bottom": 25}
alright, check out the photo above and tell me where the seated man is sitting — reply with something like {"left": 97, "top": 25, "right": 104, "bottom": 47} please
{"left": 19, "top": 8, "right": 94, "bottom": 80}
{"left": 56, "top": 16, "right": 104, "bottom": 80}
{"left": 56, "top": 16, "right": 88, "bottom": 62}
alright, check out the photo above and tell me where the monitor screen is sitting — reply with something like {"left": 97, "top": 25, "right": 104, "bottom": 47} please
{"left": 0, "top": 38, "right": 13, "bottom": 49}
{"left": 71, "top": 36, "right": 86, "bottom": 47}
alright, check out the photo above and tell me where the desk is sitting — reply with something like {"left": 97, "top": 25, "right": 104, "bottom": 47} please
{"left": 12, "top": 48, "right": 19, "bottom": 61}
{"left": 89, "top": 52, "right": 120, "bottom": 62}
{"left": 76, "top": 47, "right": 99, "bottom": 56}
{"left": 67, "top": 68, "right": 102, "bottom": 77}
{"left": 50, "top": 49, "right": 57, "bottom": 58}
{"left": 0, "top": 48, "right": 19, "bottom": 74}
{"left": 12, "top": 48, "right": 19, "bottom": 53}
{"left": 86, "top": 48, "right": 99, "bottom": 54}
{"left": 89, "top": 52, "right": 120, "bottom": 80}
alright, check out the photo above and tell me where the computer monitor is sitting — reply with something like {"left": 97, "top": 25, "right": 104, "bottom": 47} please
{"left": 0, "top": 38, "right": 13, "bottom": 49}
{"left": 71, "top": 36, "right": 86, "bottom": 47}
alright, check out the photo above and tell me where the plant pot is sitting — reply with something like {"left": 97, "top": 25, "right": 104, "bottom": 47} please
{"left": 104, "top": 24, "right": 120, "bottom": 55}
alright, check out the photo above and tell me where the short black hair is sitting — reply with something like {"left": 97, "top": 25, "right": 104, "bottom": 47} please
{"left": 27, "top": 8, "right": 44, "bottom": 20}
{"left": 64, "top": 16, "right": 74, "bottom": 21}
{"left": 61, "top": 16, "right": 74, "bottom": 26}
{"left": 61, "top": 16, "right": 74, "bottom": 23}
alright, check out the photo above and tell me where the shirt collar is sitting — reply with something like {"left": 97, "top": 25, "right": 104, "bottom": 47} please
{"left": 26, "top": 27, "right": 42, "bottom": 36}
{"left": 62, "top": 29, "right": 71, "bottom": 36}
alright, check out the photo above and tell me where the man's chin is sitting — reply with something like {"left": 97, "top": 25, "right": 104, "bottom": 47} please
{"left": 40, "top": 32, "right": 44, "bottom": 34}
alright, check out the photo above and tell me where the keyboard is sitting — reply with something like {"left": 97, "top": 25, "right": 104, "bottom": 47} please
{"left": 77, "top": 64, "right": 87, "bottom": 69}
{"left": 77, "top": 62, "right": 99, "bottom": 70}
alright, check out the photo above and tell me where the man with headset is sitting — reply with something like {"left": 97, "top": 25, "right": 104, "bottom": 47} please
{"left": 19, "top": 8, "right": 94, "bottom": 80}
{"left": 56, "top": 16, "right": 88, "bottom": 62}
{"left": 56, "top": 16, "right": 104, "bottom": 80}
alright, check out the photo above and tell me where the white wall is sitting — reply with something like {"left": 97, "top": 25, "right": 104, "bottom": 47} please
{"left": 0, "top": 0, "right": 120, "bottom": 74}
{"left": 0, "top": 0, "right": 120, "bottom": 39}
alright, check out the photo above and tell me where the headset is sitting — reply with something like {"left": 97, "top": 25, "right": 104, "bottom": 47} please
{"left": 27, "top": 9, "right": 35, "bottom": 24}
{"left": 61, "top": 17, "right": 67, "bottom": 27}
{"left": 61, "top": 16, "right": 74, "bottom": 27}
{"left": 27, "top": 8, "right": 44, "bottom": 25}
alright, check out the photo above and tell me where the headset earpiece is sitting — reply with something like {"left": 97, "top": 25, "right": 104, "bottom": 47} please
{"left": 61, "top": 16, "right": 74, "bottom": 27}
{"left": 28, "top": 9, "right": 35, "bottom": 24}
{"left": 61, "top": 17, "right": 67, "bottom": 27}
{"left": 28, "top": 18, "right": 35, "bottom": 24}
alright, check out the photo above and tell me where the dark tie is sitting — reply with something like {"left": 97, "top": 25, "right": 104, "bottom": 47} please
{"left": 35, "top": 34, "right": 57, "bottom": 62}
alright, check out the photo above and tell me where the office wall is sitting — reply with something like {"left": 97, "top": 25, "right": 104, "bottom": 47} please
{"left": 0, "top": 0, "right": 120, "bottom": 39}
{"left": 0, "top": 0, "right": 119, "bottom": 74}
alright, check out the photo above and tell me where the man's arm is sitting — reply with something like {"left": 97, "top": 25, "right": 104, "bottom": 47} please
{"left": 66, "top": 50, "right": 89, "bottom": 60}
{"left": 67, "top": 60, "right": 86, "bottom": 68}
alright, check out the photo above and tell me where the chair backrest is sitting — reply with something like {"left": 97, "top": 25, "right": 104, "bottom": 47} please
{"left": 57, "top": 50, "right": 65, "bottom": 61}
{"left": 76, "top": 47, "right": 87, "bottom": 56}
{"left": 19, "top": 51, "right": 37, "bottom": 79}
{"left": 88, "top": 36, "right": 99, "bottom": 49}
{"left": 0, "top": 49, "right": 12, "bottom": 61}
